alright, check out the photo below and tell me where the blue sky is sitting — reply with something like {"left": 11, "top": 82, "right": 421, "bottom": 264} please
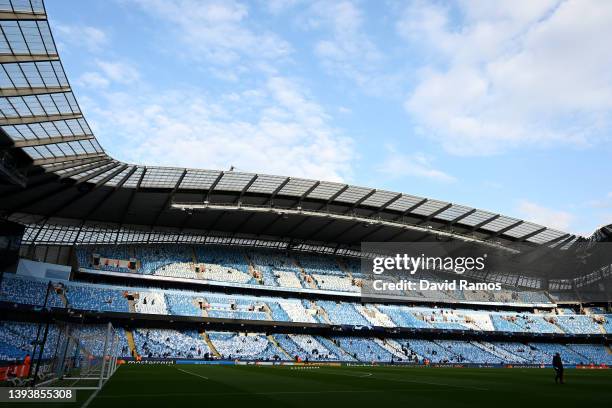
{"left": 45, "top": 0, "right": 612, "bottom": 236}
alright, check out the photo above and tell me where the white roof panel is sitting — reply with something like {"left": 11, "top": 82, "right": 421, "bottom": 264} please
{"left": 458, "top": 210, "right": 497, "bottom": 227}
{"left": 306, "top": 181, "right": 345, "bottom": 200}
{"left": 411, "top": 199, "right": 448, "bottom": 216}
{"left": 360, "top": 190, "right": 400, "bottom": 207}
{"left": 386, "top": 194, "right": 425, "bottom": 212}
{"left": 247, "top": 174, "right": 286, "bottom": 194}
{"left": 481, "top": 216, "right": 521, "bottom": 232}
{"left": 179, "top": 169, "right": 221, "bottom": 190}
{"left": 435, "top": 205, "right": 472, "bottom": 221}
{"left": 277, "top": 178, "right": 317, "bottom": 197}
{"left": 335, "top": 186, "right": 373, "bottom": 204}
{"left": 214, "top": 172, "right": 256, "bottom": 192}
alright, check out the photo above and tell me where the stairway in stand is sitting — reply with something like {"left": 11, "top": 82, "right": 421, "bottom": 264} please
{"left": 267, "top": 335, "right": 292, "bottom": 360}
{"left": 201, "top": 331, "right": 221, "bottom": 358}
{"left": 125, "top": 329, "right": 139, "bottom": 358}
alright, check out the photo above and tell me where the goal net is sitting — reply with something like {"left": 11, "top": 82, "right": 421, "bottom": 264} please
{"left": 34, "top": 322, "right": 121, "bottom": 390}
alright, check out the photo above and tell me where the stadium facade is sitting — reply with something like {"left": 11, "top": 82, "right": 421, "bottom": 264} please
{"left": 1, "top": 0, "right": 611, "bottom": 389}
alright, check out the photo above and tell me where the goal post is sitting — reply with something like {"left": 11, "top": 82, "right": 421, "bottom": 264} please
{"left": 34, "top": 322, "right": 121, "bottom": 390}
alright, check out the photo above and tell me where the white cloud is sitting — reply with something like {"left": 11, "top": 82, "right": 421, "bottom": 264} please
{"left": 516, "top": 200, "right": 574, "bottom": 231}
{"left": 76, "top": 60, "right": 140, "bottom": 89}
{"left": 95, "top": 60, "right": 140, "bottom": 84}
{"left": 588, "top": 192, "right": 612, "bottom": 209}
{"left": 81, "top": 77, "right": 354, "bottom": 182}
{"left": 377, "top": 147, "right": 455, "bottom": 183}
{"left": 264, "top": 0, "right": 303, "bottom": 14}
{"left": 399, "top": 0, "right": 612, "bottom": 155}
{"left": 54, "top": 24, "right": 108, "bottom": 52}
{"left": 306, "top": 1, "right": 396, "bottom": 94}
{"left": 130, "top": 0, "right": 292, "bottom": 67}
{"left": 76, "top": 71, "right": 110, "bottom": 89}
{"left": 586, "top": 192, "right": 612, "bottom": 232}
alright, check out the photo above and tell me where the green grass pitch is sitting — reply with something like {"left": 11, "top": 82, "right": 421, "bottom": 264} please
{"left": 92, "top": 364, "right": 612, "bottom": 408}
{"left": 9, "top": 365, "right": 612, "bottom": 407}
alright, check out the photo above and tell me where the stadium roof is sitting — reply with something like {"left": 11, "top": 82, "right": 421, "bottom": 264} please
{"left": 0, "top": 1, "right": 581, "bottom": 249}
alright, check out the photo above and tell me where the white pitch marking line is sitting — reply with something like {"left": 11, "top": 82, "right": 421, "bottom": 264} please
{"left": 317, "top": 368, "right": 487, "bottom": 391}
{"left": 375, "top": 376, "right": 489, "bottom": 391}
{"left": 176, "top": 367, "right": 209, "bottom": 380}
{"left": 311, "top": 369, "right": 373, "bottom": 379}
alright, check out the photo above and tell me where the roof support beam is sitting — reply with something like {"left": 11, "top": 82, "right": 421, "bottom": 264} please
{"left": 81, "top": 166, "right": 136, "bottom": 221}
{"left": 305, "top": 217, "right": 339, "bottom": 242}
{"left": 415, "top": 231, "right": 449, "bottom": 242}
{"left": 207, "top": 209, "right": 230, "bottom": 231}
{"left": 286, "top": 185, "right": 351, "bottom": 237}
{"left": 42, "top": 163, "right": 122, "bottom": 218}
{"left": 92, "top": 164, "right": 129, "bottom": 188}
{"left": 119, "top": 167, "right": 146, "bottom": 227}
{"left": 266, "top": 177, "right": 290, "bottom": 206}
{"left": 554, "top": 235, "right": 577, "bottom": 249}
{"left": 450, "top": 209, "right": 476, "bottom": 226}
{"left": 0, "top": 54, "right": 59, "bottom": 63}
{"left": 285, "top": 212, "right": 318, "bottom": 237}
{"left": 363, "top": 193, "right": 403, "bottom": 219}
{"left": 485, "top": 220, "right": 524, "bottom": 241}
{"left": 0, "top": 11, "right": 47, "bottom": 20}
{"left": 257, "top": 212, "right": 286, "bottom": 238}
{"left": 378, "top": 194, "right": 403, "bottom": 211}
{"left": 417, "top": 203, "right": 453, "bottom": 225}
{"left": 0, "top": 86, "right": 71, "bottom": 97}
{"left": 0, "top": 113, "right": 82, "bottom": 126}
{"left": 151, "top": 169, "right": 187, "bottom": 227}
{"left": 354, "top": 223, "right": 386, "bottom": 243}
{"left": 0, "top": 157, "right": 108, "bottom": 200}
{"left": 41, "top": 157, "right": 107, "bottom": 173}
{"left": 258, "top": 182, "right": 322, "bottom": 236}
{"left": 3, "top": 160, "right": 113, "bottom": 215}
{"left": 351, "top": 190, "right": 376, "bottom": 209}
{"left": 12, "top": 134, "right": 94, "bottom": 148}
{"left": 385, "top": 226, "right": 413, "bottom": 242}
{"left": 471, "top": 214, "right": 500, "bottom": 232}
{"left": 202, "top": 172, "right": 232, "bottom": 231}
{"left": 326, "top": 221, "right": 366, "bottom": 244}
{"left": 323, "top": 190, "right": 379, "bottom": 242}
{"left": 56, "top": 159, "right": 113, "bottom": 180}
{"left": 296, "top": 181, "right": 320, "bottom": 207}
{"left": 324, "top": 192, "right": 376, "bottom": 238}
{"left": 236, "top": 174, "right": 258, "bottom": 204}
{"left": 204, "top": 172, "right": 224, "bottom": 202}
{"left": 321, "top": 185, "right": 349, "bottom": 209}
{"left": 403, "top": 199, "right": 428, "bottom": 215}
{"left": 543, "top": 233, "right": 571, "bottom": 247}
{"left": 231, "top": 176, "right": 291, "bottom": 233}
{"left": 518, "top": 227, "right": 547, "bottom": 242}
{"left": 231, "top": 212, "right": 257, "bottom": 236}
{"left": 176, "top": 172, "right": 225, "bottom": 232}
{"left": 32, "top": 153, "right": 105, "bottom": 166}
{"left": 391, "top": 198, "right": 427, "bottom": 224}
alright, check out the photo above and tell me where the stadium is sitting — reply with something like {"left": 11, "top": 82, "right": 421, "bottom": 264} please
{"left": 0, "top": 1, "right": 611, "bottom": 407}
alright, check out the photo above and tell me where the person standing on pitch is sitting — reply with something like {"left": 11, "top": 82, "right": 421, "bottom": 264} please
{"left": 553, "top": 352, "right": 564, "bottom": 384}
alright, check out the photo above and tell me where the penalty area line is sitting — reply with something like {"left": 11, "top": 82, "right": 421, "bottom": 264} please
{"left": 316, "top": 368, "right": 487, "bottom": 391}
{"left": 380, "top": 376, "right": 489, "bottom": 391}
{"left": 176, "top": 367, "right": 209, "bottom": 380}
